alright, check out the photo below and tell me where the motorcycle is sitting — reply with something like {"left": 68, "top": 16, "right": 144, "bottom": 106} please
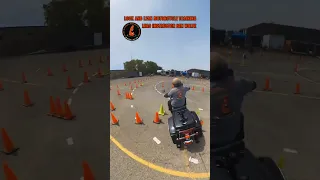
{"left": 166, "top": 95, "right": 203, "bottom": 148}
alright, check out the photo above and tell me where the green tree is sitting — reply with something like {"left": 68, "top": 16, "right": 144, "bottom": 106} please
{"left": 123, "top": 59, "right": 161, "bottom": 74}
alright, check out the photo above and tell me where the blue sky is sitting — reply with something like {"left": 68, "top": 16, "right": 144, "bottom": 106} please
{"left": 110, "top": 0, "right": 210, "bottom": 71}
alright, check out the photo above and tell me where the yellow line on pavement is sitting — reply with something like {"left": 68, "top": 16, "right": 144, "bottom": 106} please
{"left": 110, "top": 135, "right": 210, "bottom": 178}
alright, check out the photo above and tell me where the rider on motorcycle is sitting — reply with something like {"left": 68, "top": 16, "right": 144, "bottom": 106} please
{"left": 164, "top": 78, "right": 190, "bottom": 113}
{"left": 211, "top": 52, "right": 256, "bottom": 147}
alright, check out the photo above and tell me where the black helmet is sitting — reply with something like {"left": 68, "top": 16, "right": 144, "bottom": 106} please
{"left": 210, "top": 52, "right": 230, "bottom": 81}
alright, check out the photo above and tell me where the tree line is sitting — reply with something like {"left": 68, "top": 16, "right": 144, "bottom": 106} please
{"left": 123, "top": 59, "right": 163, "bottom": 75}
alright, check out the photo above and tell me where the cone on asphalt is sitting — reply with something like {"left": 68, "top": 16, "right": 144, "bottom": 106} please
{"left": 135, "top": 112, "right": 143, "bottom": 124}
{"left": 62, "top": 64, "right": 68, "bottom": 72}
{"left": 117, "top": 89, "right": 121, "bottom": 96}
{"left": 294, "top": 83, "right": 301, "bottom": 94}
{"left": 83, "top": 72, "right": 90, "bottom": 83}
{"left": 202, "top": 87, "right": 204, "bottom": 92}
{"left": 63, "top": 101, "right": 75, "bottom": 120}
{"left": 96, "top": 68, "right": 103, "bottom": 78}
{"left": 3, "top": 162, "right": 18, "bottom": 180}
{"left": 263, "top": 77, "right": 272, "bottom": 91}
{"left": 47, "top": 96, "right": 56, "bottom": 116}
{"left": 82, "top": 161, "right": 95, "bottom": 180}
{"left": 1, "top": 128, "right": 19, "bottom": 155}
{"left": 158, "top": 104, "right": 166, "bottom": 116}
{"left": 23, "top": 90, "right": 34, "bottom": 107}
{"left": 22, "top": 72, "right": 27, "bottom": 83}
{"left": 110, "top": 101, "right": 116, "bottom": 111}
{"left": 55, "top": 97, "right": 64, "bottom": 118}
{"left": 47, "top": 68, "right": 53, "bottom": 76}
{"left": 153, "top": 112, "right": 161, "bottom": 124}
{"left": 111, "top": 113, "right": 119, "bottom": 125}
{"left": 66, "top": 76, "right": 74, "bottom": 89}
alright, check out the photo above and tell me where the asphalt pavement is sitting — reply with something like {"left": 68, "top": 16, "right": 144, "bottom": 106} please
{"left": 222, "top": 49, "right": 320, "bottom": 180}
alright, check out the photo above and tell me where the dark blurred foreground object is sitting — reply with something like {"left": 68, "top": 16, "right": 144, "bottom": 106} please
{"left": 211, "top": 141, "right": 286, "bottom": 180}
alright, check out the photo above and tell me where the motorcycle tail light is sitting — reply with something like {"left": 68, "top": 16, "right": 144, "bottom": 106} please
{"left": 185, "top": 134, "right": 190, "bottom": 139}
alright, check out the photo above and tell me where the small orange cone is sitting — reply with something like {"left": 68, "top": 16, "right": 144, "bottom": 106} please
{"left": 3, "top": 162, "right": 18, "bottom": 180}
{"left": 0, "top": 80, "right": 4, "bottom": 91}
{"left": 129, "top": 93, "right": 133, "bottom": 100}
{"left": 125, "top": 92, "right": 128, "bottom": 99}
{"left": 135, "top": 112, "right": 143, "bottom": 124}
{"left": 55, "top": 97, "right": 64, "bottom": 118}
{"left": 63, "top": 101, "right": 75, "bottom": 120}
{"left": 111, "top": 113, "right": 119, "bottom": 125}
{"left": 23, "top": 90, "right": 34, "bottom": 107}
{"left": 192, "top": 86, "right": 195, "bottom": 90}
{"left": 47, "top": 96, "right": 56, "bottom": 116}
{"left": 82, "top": 161, "right": 95, "bottom": 180}
{"left": 202, "top": 87, "right": 204, "bottom": 92}
{"left": 294, "top": 83, "right": 301, "bottom": 94}
{"left": 83, "top": 72, "right": 90, "bottom": 83}
{"left": 97, "top": 68, "right": 103, "bottom": 78}
{"left": 47, "top": 68, "right": 53, "bottom": 76}
{"left": 1, "top": 128, "right": 19, "bottom": 155}
{"left": 153, "top": 112, "right": 161, "bottom": 124}
{"left": 263, "top": 77, "right": 272, "bottom": 91}
{"left": 162, "top": 82, "right": 164, "bottom": 87}
{"left": 21, "top": 72, "right": 27, "bottom": 83}
{"left": 66, "top": 76, "right": 74, "bottom": 89}
{"left": 117, "top": 89, "right": 121, "bottom": 96}
{"left": 88, "top": 59, "right": 92, "bottom": 65}
{"left": 62, "top": 64, "right": 68, "bottom": 72}
{"left": 124, "top": 83, "right": 127, "bottom": 86}
{"left": 79, "top": 60, "right": 83, "bottom": 68}
{"left": 110, "top": 101, "right": 116, "bottom": 111}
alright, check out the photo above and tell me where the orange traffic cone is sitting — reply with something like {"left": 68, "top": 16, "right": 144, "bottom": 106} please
{"left": 135, "top": 112, "right": 143, "bottom": 124}
{"left": 3, "top": 162, "right": 18, "bottom": 180}
{"left": 47, "top": 96, "right": 56, "bottom": 116}
{"left": 82, "top": 161, "right": 95, "bottom": 180}
{"left": 117, "top": 89, "right": 121, "bottom": 96}
{"left": 0, "top": 80, "right": 4, "bottom": 91}
{"left": 111, "top": 113, "right": 119, "bottom": 125}
{"left": 202, "top": 87, "right": 204, "bottom": 92}
{"left": 47, "top": 68, "right": 53, "bottom": 76}
{"left": 23, "top": 90, "right": 34, "bottom": 107}
{"left": 110, "top": 101, "right": 116, "bottom": 111}
{"left": 294, "top": 83, "right": 301, "bottom": 94}
{"left": 162, "top": 82, "right": 164, "bottom": 87}
{"left": 83, "top": 72, "right": 90, "bottom": 83}
{"left": 192, "top": 86, "right": 195, "bottom": 90}
{"left": 63, "top": 101, "right": 75, "bottom": 120}
{"left": 124, "top": 83, "right": 127, "bottom": 86}
{"left": 1, "top": 128, "right": 19, "bottom": 155}
{"left": 153, "top": 112, "right": 161, "bottom": 124}
{"left": 129, "top": 93, "right": 133, "bottom": 100}
{"left": 62, "top": 64, "right": 68, "bottom": 72}
{"left": 263, "top": 77, "right": 272, "bottom": 91}
{"left": 79, "top": 60, "right": 83, "bottom": 68}
{"left": 66, "top": 76, "right": 74, "bottom": 89}
{"left": 88, "top": 59, "right": 92, "bottom": 65}
{"left": 21, "top": 72, "right": 27, "bottom": 83}
{"left": 97, "top": 68, "right": 103, "bottom": 78}
{"left": 55, "top": 97, "right": 64, "bottom": 118}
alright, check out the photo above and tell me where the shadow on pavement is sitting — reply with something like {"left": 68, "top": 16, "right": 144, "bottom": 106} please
{"left": 186, "top": 135, "right": 206, "bottom": 153}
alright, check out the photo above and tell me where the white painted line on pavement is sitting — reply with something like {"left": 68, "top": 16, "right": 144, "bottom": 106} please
{"left": 66, "top": 137, "right": 74, "bottom": 145}
{"left": 189, "top": 157, "right": 199, "bottom": 164}
{"left": 153, "top": 137, "right": 161, "bottom": 144}
{"left": 198, "top": 108, "right": 203, "bottom": 111}
{"left": 283, "top": 148, "right": 298, "bottom": 154}
{"left": 72, "top": 87, "right": 79, "bottom": 94}
{"left": 67, "top": 98, "right": 72, "bottom": 105}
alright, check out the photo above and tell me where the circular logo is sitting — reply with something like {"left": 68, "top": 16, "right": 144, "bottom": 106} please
{"left": 122, "top": 22, "right": 141, "bottom": 41}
